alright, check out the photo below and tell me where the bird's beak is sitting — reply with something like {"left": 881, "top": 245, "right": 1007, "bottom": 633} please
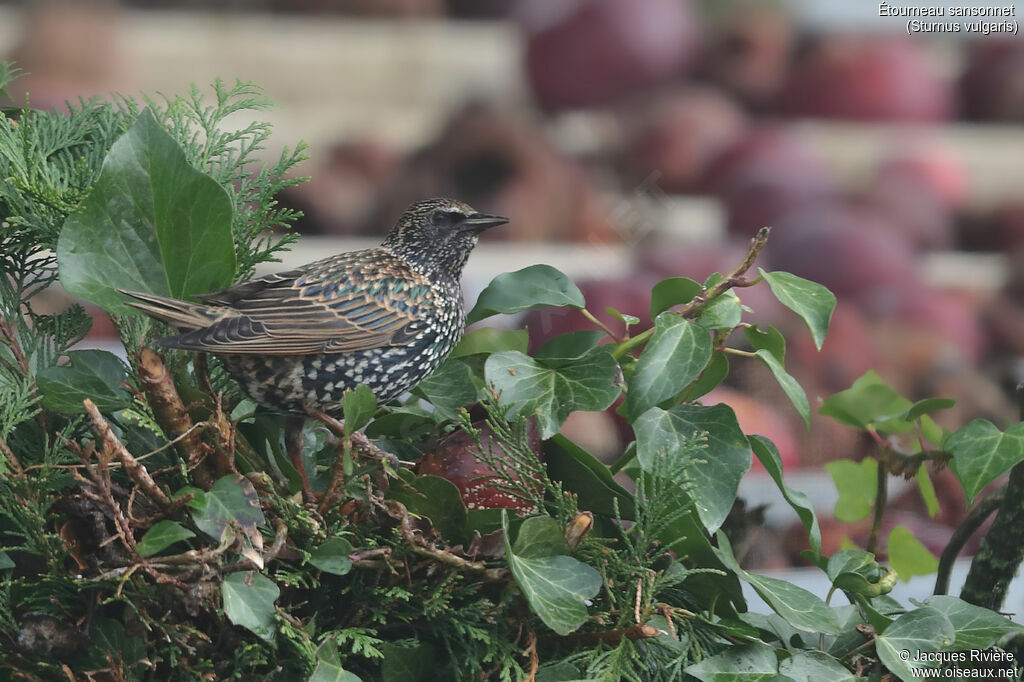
{"left": 460, "top": 213, "right": 509, "bottom": 233}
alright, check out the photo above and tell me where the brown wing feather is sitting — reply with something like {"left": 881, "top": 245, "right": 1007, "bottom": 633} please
{"left": 156, "top": 250, "right": 429, "bottom": 355}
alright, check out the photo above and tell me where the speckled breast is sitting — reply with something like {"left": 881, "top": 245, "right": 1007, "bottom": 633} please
{"left": 217, "top": 306, "right": 463, "bottom": 416}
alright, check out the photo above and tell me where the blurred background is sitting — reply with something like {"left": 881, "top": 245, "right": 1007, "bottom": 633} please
{"left": 2, "top": 0, "right": 1023, "bottom": 590}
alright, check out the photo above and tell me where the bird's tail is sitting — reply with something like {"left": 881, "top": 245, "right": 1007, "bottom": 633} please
{"left": 118, "top": 289, "right": 219, "bottom": 331}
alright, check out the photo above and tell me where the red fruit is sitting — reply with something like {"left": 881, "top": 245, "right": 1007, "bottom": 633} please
{"left": 780, "top": 36, "right": 952, "bottom": 122}
{"left": 523, "top": 0, "right": 700, "bottom": 111}
{"left": 417, "top": 421, "right": 542, "bottom": 512}
{"left": 622, "top": 86, "right": 747, "bottom": 194}
{"left": 701, "top": 126, "right": 838, "bottom": 238}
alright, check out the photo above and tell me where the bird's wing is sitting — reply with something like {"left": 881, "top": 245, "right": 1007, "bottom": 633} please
{"left": 160, "top": 251, "right": 433, "bottom": 355}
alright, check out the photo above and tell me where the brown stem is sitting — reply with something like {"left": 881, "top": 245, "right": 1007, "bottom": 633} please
{"left": 84, "top": 398, "right": 172, "bottom": 511}
{"left": 678, "top": 226, "right": 771, "bottom": 319}
{"left": 554, "top": 624, "right": 663, "bottom": 647}
{"left": 0, "top": 435, "right": 23, "bottom": 476}
{"left": 137, "top": 347, "right": 214, "bottom": 488}
{"left": 934, "top": 487, "right": 1004, "bottom": 596}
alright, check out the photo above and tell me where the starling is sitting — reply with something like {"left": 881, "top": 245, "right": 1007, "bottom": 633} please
{"left": 120, "top": 198, "right": 507, "bottom": 416}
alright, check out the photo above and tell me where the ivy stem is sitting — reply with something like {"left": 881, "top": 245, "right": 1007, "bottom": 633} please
{"left": 580, "top": 307, "right": 619, "bottom": 342}
{"left": 608, "top": 445, "right": 637, "bottom": 475}
{"left": 610, "top": 226, "right": 770, "bottom": 361}
{"left": 722, "top": 348, "right": 757, "bottom": 358}
{"left": 865, "top": 450, "right": 887, "bottom": 555}
{"left": 933, "top": 486, "right": 1004, "bottom": 596}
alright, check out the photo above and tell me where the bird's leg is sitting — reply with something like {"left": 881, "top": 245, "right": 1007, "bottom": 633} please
{"left": 285, "top": 415, "right": 315, "bottom": 505}
{"left": 311, "top": 410, "right": 348, "bottom": 515}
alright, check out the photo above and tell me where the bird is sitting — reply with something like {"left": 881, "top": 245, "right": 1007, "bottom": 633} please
{"left": 120, "top": 197, "right": 507, "bottom": 499}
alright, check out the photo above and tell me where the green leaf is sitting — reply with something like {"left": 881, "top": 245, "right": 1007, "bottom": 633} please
{"left": 388, "top": 473, "right": 467, "bottom": 545}
{"left": 684, "top": 641, "right": 780, "bottom": 682}
{"left": 485, "top": 348, "right": 620, "bottom": 439}
{"left": 544, "top": 435, "right": 635, "bottom": 519}
{"left": 135, "top": 520, "right": 195, "bottom": 557}
{"left": 0, "top": 551, "right": 13, "bottom": 570}
{"left": 874, "top": 607, "right": 954, "bottom": 682}
{"left": 605, "top": 306, "right": 639, "bottom": 328}
{"left": 901, "top": 398, "right": 955, "bottom": 422}
{"left": 749, "top": 436, "right": 822, "bottom": 564}
{"left": 621, "top": 313, "right": 712, "bottom": 422}
{"left": 714, "top": 532, "right": 841, "bottom": 635}
{"left": 343, "top": 385, "right": 377, "bottom": 437}
{"left": 695, "top": 289, "right": 743, "bottom": 332}
{"left": 752, "top": 349, "right": 811, "bottom": 431}
{"left": 759, "top": 269, "right": 836, "bottom": 351}
{"left": 827, "top": 549, "right": 895, "bottom": 597}
{"left": 778, "top": 650, "right": 859, "bottom": 682}
{"left": 819, "top": 371, "right": 913, "bottom": 434}
{"left": 634, "top": 404, "right": 750, "bottom": 533}
{"left": 502, "top": 511, "right": 601, "bottom": 635}
{"left": 452, "top": 327, "right": 529, "bottom": 357}
{"left": 512, "top": 516, "right": 569, "bottom": 558}
{"left": 824, "top": 459, "right": 877, "bottom": 523}
{"left": 413, "top": 358, "right": 477, "bottom": 421}
{"left": 58, "top": 109, "right": 235, "bottom": 314}
{"left": 88, "top": 619, "right": 145, "bottom": 671}
{"left": 649, "top": 277, "right": 701, "bottom": 319}
{"left": 310, "top": 642, "right": 363, "bottom": 682}
{"left": 308, "top": 537, "right": 354, "bottom": 576}
{"left": 744, "top": 325, "right": 786, "bottom": 362}
{"left": 190, "top": 474, "right": 266, "bottom": 543}
{"left": 677, "top": 352, "right": 729, "bottom": 402}
{"left": 945, "top": 419, "right": 1024, "bottom": 505}
{"left": 535, "top": 330, "right": 606, "bottom": 360}
{"left": 923, "top": 595, "right": 1023, "bottom": 651}
{"left": 886, "top": 525, "right": 937, "bottom": 581}
{"left": 36, "top": 349, "right": 131, "bottom": 414}
{"left": 467, "top": 265, "right": 584, "bottom": 324}
{"left": 915, "top": 466, "right": 940, "bottom": 518}
{"left": 222, "top": 570, "right": 280, "bottom": 643}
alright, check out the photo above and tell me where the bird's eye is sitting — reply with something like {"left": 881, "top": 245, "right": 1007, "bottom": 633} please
{"left": 431, "top": 210, "right": 464, "bottom": 228}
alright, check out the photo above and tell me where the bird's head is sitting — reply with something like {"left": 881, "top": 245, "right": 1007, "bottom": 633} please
{"left": 382, "top": 198, "right": 508, "bottom": 280}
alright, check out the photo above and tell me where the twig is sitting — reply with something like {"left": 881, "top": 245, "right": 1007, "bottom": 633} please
{"left": 934, "top": 487, "right": 1004, "bottom": 596}
{"left": 84, "top": 399, "right": 172, "bottom": 511}
{"left": 263, "top": 518, "right": 288, "bottom": 564}
{"left": 523, "top": 628, "right": 539, "bottom": 682}
{"left": 611, "top": 226, "right": 770, "bottom": 359}
{"left": 0, "top": 435, "right": 23, "bottom": 476}
{"left": 554, "top": 624, "right": 664, "bottom": 647}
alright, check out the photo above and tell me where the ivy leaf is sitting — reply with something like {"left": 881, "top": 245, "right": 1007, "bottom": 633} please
{"left": 467, "top": 265, "right": 584, "bottom": 324}
{"left": 901, "top": 398, "right": 955, "bottom": 422}
{"left": 343, "top": 385, "right": 377, "bottom": 437}
{"left": 819, "top": 371, "right": 913, "bottom": 434}
{"left": 752, "top": 350, "right": 811, "bottom": 431}
{"left": 945, "top": 419, "right": 1024, "bottom": 505}
{"left": 677, "top": 352, "right": 729, "bottom": 403}
{"left": 824, "top": 458, "right": 877, "bottom": 523}
{"left": 308, "top": 537, "right": 354, "bottom": 576}
{"left": 886, "top": 525, "right": 937, "bottom": 581}
{"left": 534, "top": 330, "right": 606, "bottom": 361}
{"left": 135, "top": 520, "right": 195, "bottom": 557}
{"left": 58, "top": 109, "right": 235, "bottom": 315}
{"left": 190, "top": 475, "right": 266, "bottom": 566}
{"left": 413, "top": 359, "right": 477, "bottom": 421}
{"left": 388, "top": 473, "right": 467, "bottom": 545}
{"left": 485, "top": 348, "right": 620, "bottom": 439}
{"left": 380, "top": 641, "right": 435, "bottom": 682}
{"left": 544, "top": 435, "right": 635, "bottom": 519}
{"left": 221, "top": 570, "right": 279, "bottom": 643}
{"left": 36, "top": 349, "right": 132, "bottom": 414}
{"left": 924, "top": 595, "right": 1023, "bottom": 651}
{"left": 684, "top": 641, "right": 780, "bottom": 682}
{"left": 749, "top": 436, "right": 822, "bottom": 565}
{"left": 502, "top": 511, "right": 601, "bottom": 635}
{"left": 513, "top": 516, "right": 569, "bottom": 558}
{"left": 621, "top": 313, "right": 712, "bottom": 422}
{"left": 694, "top": 285, "right": 743, "bottom": 332}
{"left": 874, "top": 607, "right": 954, "bottom": 681}
{"left": 452, "top": 327, "right": 528, "bottom": 357}
{"left": 779, "top": 650, "right": 860, "bottom": 682}
{"left": 713, "top": 532, "right": 841, "bottom": 635}
{"left": 759, "top": 269, "right": 836, "bottom": 351}
{"left": 0, "top": 551, "right": 13, "bottom": 570}
{"left": 634, "top": 404, "right": 750, "bottom": 533}
{"left": 649, "top": 277, "right": 701, "bottom": 319}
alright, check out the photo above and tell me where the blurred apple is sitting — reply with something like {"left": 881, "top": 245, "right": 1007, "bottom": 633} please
{"left": 780, "top": 36, "right": 953, "bottom": 122}
{"left": 621, "top": 86, "right": 748, "bottom": 194}
{"left": 701, "top": 126, "right": 838, "bottom": 238}
{"left": 523, "top": 0, "right": 700, "bottom": 111}
{"left": 417, "top": 420, "right": 542, "bottom": 512}
{"left": 959, "top": 39, "right": 1024, "bottom": 121}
